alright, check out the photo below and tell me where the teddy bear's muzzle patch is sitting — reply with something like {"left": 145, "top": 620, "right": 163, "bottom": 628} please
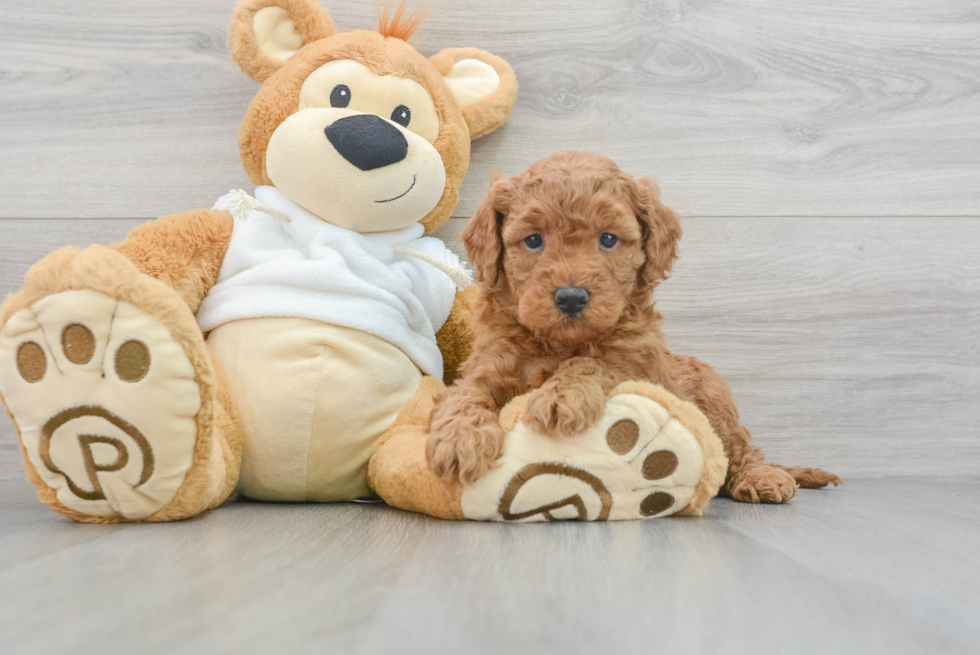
{"left": 266, "top": 107, "right": 448, "bottom": 233}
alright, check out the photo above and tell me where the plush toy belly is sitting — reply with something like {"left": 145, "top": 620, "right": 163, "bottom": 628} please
{"left": 207, "top": 317, "right": 422, "bottom": 502}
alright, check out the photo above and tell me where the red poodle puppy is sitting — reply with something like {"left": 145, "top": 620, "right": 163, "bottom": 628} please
{"left": 426, "top": 150, "right": 840, "bottom": 503}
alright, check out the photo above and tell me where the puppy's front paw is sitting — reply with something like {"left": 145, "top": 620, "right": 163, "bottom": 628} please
{"left": 524, "top": 381, "right": 607, "bottom": 436}
{"left": 426, "top": 418, "right": 505, "bottom": 485}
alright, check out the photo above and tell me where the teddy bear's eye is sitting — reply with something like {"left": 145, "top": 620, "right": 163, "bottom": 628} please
{"left": 391, "top": 105, "right": 411, "bottom": 127}
{"left": 330, "top": 84, "right": 351, "bottom": 108}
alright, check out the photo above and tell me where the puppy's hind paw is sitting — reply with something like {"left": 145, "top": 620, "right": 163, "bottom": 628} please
{"left": 728, "top": 466, "right": 799, "bottom": 504}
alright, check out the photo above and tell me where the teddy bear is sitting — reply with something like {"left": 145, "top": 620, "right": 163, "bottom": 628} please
{"left": 0, "top": 0, "right": 727, "bottom": 523}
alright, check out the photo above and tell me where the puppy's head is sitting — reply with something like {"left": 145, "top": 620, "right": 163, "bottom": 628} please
{"left": 463, "top": 151, "right": 681, "bottom": 343}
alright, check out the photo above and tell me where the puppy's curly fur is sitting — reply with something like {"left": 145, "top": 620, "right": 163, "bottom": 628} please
{"left": 427, "top": 151, "right": 841, "bottom": 503}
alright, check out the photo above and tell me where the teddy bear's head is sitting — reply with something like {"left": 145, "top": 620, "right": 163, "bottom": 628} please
{"left": 228, "top": 0, "right": 517, "bottom": 234}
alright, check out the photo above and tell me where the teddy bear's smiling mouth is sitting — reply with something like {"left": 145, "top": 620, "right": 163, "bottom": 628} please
{"left": 375, "top": 174, "right": 417, "bottom": 204}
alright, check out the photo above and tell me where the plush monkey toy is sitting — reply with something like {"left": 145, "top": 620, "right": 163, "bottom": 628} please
{"left": 0, "top": 0, "right": 726, "bottom": 523}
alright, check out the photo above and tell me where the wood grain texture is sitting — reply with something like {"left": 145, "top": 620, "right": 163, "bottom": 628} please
{"left": 2, "top": 216, "right": 978, "bottom": 478}
{"left": 0, "top": 475, "right": 977, "bottom": 655}
{"left": 1, "top": 0, "right": 978, "bottom": 219}
{"left": 657, "top": 216, "right": 980, "bottom": 478}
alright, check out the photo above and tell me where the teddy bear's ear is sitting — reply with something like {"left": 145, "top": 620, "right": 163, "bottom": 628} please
{"left": 430, "top": 48, "right": 518, "bottom": 140}
{"left": 228, "top": 0, "right": 335, "bottom": 83}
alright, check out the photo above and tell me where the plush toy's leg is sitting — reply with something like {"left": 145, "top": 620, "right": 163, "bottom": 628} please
{"left": 0, "top": 245, "right": 242, "bottom": 523}
{"left": 370, "top": 379, "right": 727, "bottom": 522}
{"left": 368, "top": 377, "right": 464, "bottom": 519}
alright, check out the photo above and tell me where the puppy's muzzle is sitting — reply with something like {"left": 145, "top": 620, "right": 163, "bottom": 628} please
{"left": 553, "top": 286, "right": 590, "bottom": 317}
{"left": 325, "top": 114, "right": 408, "bottom": 171}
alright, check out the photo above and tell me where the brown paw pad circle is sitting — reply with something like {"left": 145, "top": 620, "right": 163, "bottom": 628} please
{"left": 61, "top": 324, "right": 95, "bottom": 364}
{"left": 115, "top": 340, "right": 150, "bottom": 382}
{"left": 16, "top": 342, "right": 46, "bottom": 382}
{"left": 642, "top": 450, "right": 678, "bottom": 480}
{"left": 640, "top": 491, "right": 675, "bottom": 516}
{"left": 606, "top": 418, "right": 639, "bottom": 454}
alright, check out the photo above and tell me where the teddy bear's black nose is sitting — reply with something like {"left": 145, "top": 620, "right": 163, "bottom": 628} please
{"left": 553, "top": 286, "right": 591, "bottom": 316}
{"left": 325, "top": 114, "right": 408, "bottom": 171}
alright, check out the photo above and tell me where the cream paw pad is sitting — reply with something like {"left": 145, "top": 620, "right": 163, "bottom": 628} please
{"left": 0, "top": 290, "right": 203, "bottom": 520}
{"left": 460, "top": 382, "right": 728, "bottom": 522}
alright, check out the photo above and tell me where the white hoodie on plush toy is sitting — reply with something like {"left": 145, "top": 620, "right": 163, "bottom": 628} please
{"left": 198, "top": 186, "right": 460, "bottom": 379}
{"left": 198, "top": 186, "right": 462, "bottom": 502}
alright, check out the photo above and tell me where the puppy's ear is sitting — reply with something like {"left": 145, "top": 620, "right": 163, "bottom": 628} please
{"left": 462, "top": 176, "right": 515, "bottom": 290}
{"left": 629, "top": 176, "right": 682, "bottom": 297}
{"left": 229, "top": 0, "right": 335, "bottom": 83}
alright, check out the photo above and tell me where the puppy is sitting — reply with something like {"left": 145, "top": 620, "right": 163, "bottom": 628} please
{"left": 426, "top": 151, "right": 840, "bottom": 503}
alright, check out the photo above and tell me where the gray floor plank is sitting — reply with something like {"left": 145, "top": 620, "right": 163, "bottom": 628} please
{"left": 3, "top": 217, "right": 978, "bottom": 478}
{"left": 722, "top": 476, "right": 980, "bottom": 636}
{"left": 1, "top": 1, "right": 978, "bottom": 218}
{"left": 356, "top": 494, "right": 977, "bottom": 655}
{"left": 0, "top": 476, "right": 977, "bottom": 655}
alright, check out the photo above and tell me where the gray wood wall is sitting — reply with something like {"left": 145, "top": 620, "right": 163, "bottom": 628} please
{"left": 1, "top": 0, "right": 978, "bottom": 479}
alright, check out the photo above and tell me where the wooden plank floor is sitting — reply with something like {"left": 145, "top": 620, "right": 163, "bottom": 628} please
{"left": 1, "top": 472, "right": 978, "bottom": 655}
{"left": 1, "top": 1, "right": 978, "bottom": 652}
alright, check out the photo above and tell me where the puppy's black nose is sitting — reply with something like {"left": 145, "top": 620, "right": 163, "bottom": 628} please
{"left": 325, "top": 114, "right": 408, "bottom": 171}
{"left": 553, "top": 286, "right": 590, "bottom": 316}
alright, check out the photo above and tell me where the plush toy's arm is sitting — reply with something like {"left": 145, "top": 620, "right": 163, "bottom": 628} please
{"left": 436, "top": 284, "right": 479, "bottom": 386}
{"left": 111, "top": 209, "right": 234, "bottom": 314}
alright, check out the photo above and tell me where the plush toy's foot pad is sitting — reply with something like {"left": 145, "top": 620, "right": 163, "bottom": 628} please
{"left": 0, "top": 290, "right": 203, "bottom": 520}
{"left": 460, "top": 386, "right": 724, "bottom": 522}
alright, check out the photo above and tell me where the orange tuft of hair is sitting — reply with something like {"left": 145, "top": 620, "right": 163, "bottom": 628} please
{"left": 377, "top": 1, "right": 430, "bottom": 41}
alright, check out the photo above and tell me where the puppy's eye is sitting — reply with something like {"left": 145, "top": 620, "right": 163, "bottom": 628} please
{"left": 599, "top": 233, "right": 619, "bottom": 249}
{"left": 391, "top": 105, "right": 411, "bottom": 127}
{"left": 330, "top": 84, "right": 351, "bottom": 108}
{"left": 524, "top": 234, "right": 544, "bottom": 251}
